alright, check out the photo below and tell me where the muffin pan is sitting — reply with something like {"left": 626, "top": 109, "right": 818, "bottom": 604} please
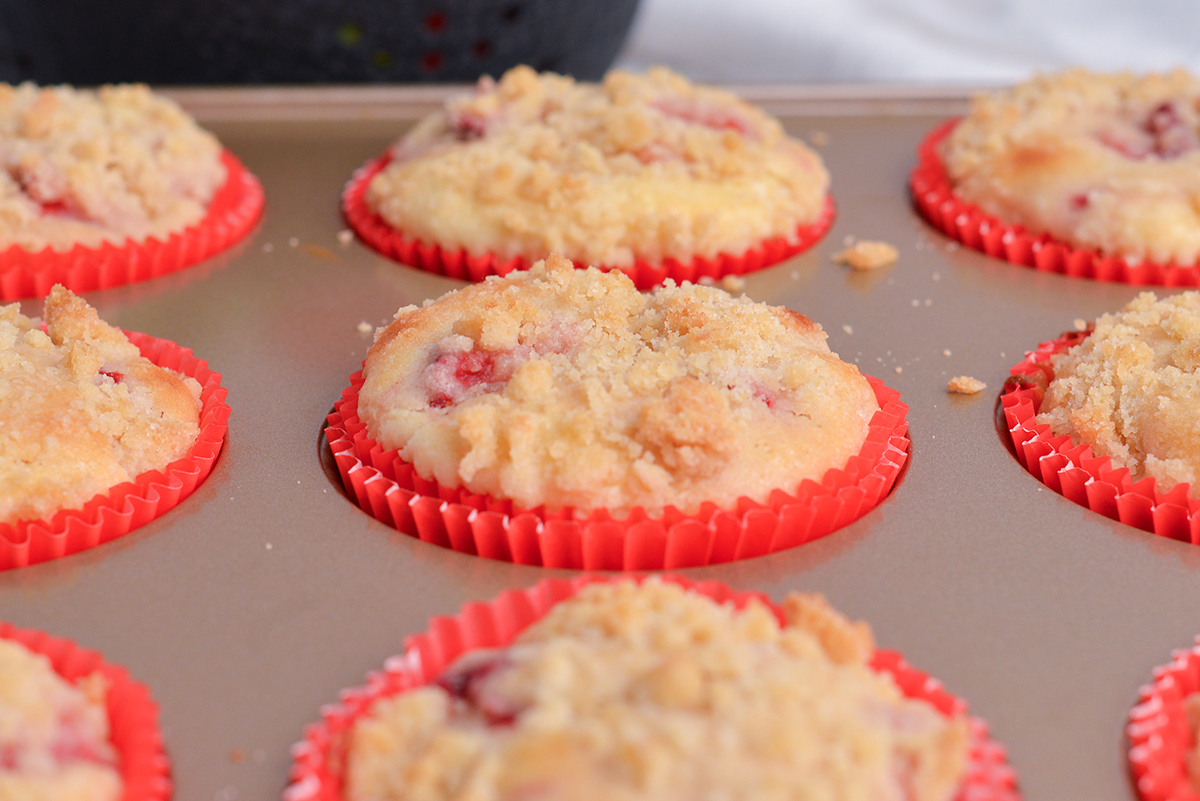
{"left": 2, "top": 84, "right": 1197, "bottom": 801}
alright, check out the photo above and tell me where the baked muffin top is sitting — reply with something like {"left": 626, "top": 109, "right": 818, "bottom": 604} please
{"left": 0, "top": 285, "right": 202, "bottom": 526}
{"left": 941, "top": 68, "right": 1200, "bottom": 265}
{"left": 1037, "top": 290, "right": 1200, "bottom": 496}
{"left": 364, "top": 65, "right": 830, "bottom": 269}
{"left": 0, "top": 638, "right": 121, "bottom": 801}
{"left": 346, "top": 580, "right": 969, "bottom": 801}
{"left": 359, "top": 254, "right": 878, "bottom": 517}
{"left": 0, "top": 83, "right": 226, "bottom": 251}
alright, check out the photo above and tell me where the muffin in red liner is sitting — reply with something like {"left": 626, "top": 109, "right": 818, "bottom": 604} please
{"left": 0, "top": 330, "right": 231, "bottom": 571}
{"left": 342, "top": 66, "right": 834, "bottom": 290}
{"left": 999, "top": 331, "right": 1199, "bottom": 544}
{"left": 324, "top": 368, "right": 908, "bottom": 570}
{"left": 1128, "top": 638, "right": 1200, "bottom": 801}
{"left": 911, "top": 119, "right": 1200, "bottom": 287}
{"left": 284, "top": 575, "right": 1019, "bottom": 801}
{"left": 0, "top": 150, "right": 265, "bottom": 300}
{"left": 0, "top": 621, "right": 170, "bottom": 801}
{"left": 342, "top": 153, "right": 835, "bottom": 290}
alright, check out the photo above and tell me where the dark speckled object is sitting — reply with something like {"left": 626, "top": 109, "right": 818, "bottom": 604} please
{"left": 0, "top": 0, "right": 641, "bottom": 84}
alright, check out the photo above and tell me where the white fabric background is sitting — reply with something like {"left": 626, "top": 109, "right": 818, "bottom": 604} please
{"left": 614, "top": 0, "right": 1200, "bottom": 85}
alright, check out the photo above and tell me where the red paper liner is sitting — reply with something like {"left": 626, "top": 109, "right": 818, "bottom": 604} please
{"left": 0, "top": 621, "right": 170, "bottom": 801}
{"left": 0, "top": 332, "right": 231, "bottom": 570}
{"left": 1128, "top": 638, "right": 1200, "bottom": 801}
{"left": 324, "top": 370, "right": 909, "bottom": 569}
{"left": 911, "top": 119, "right": 1200, "bottom": 287}
{"left": 999, "top": 331, "right": 1200, "bottom": 543}
{"left": 342, "top": 153, "right": 836, "bottom": 290}
{"left": 0, "top": 150, "right": 266, "bottom": 300}
{"left": 284, "top": 575, "right": 1020, "bottom": 801}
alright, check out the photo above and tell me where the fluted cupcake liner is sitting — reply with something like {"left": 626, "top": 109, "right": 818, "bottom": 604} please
{"left": 999, "top": 332, "right": 1199, "bottom": 542}
{"left": 0, "top": 621, "right": 171, "bottom": 801}
{"left": 342, "top": 154, "right": 835, "bottom": 290}
{"left": 0, "top": 332, "right": 231, "bottom": 570}
{"left": 284, "top": 575, "right": 1020, "bottom": 801}
{"left": 0, "top": 151, "right": 265, "bottom": 300}
{"left": 911, "top": 120, "right": 1200, "bottom": 287}
{"left": 324, "top": 370, "right": 908, "bottom": 569}
{"left": 1128, "top": 639, "right": 1200, "bottom": 801}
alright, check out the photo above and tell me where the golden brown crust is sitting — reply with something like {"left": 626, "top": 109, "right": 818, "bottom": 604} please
{"left": 0, "top": 83, "right": 226, "bottom": 251}
{"left": 359, "top": 254, "right": 878, "bottom": 516}
{"left": 941, "top": 69, "right": 1200, "bottom": 265}
{"left": 0, "top": 286, "right": 202, "bottom": 526}
{"left": 346, "top": 580, "right": 969, "bottom": 801}
{"left": 1037, "top": 291, "right": 1200, "bottom": 496}
{"left": 365, "top": 65, "right": 829, "bottom": 268}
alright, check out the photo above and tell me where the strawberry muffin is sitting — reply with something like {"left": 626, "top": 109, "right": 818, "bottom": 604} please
{"left": 0, "top": 637, "right": 121, "bottom": 801}
{"left": 0, "top": 83, "right": 227, "bottom": 252}
{"left": 350, "top": 65, "right": 832, "bottom": 283}
{"left": 0, "top": 285, "right": 202, "bottom": 527}
{"left": 358, "top": 253, "right": 878, "bottom": 518}
{"left": 1035, "top": 290, "right": 1200, "bottom": 497}
{"left": 344, "top": 580, "right": 969, "bottom": 801}
{"left": 939, "top": 68, "right": 1200, "bottom": 266}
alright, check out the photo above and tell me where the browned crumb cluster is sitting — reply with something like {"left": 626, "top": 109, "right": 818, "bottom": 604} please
{"left": 947, "top": 376, "right": 987, "bottom": 394}
{"left": 832, "top": 240, "right": 899, "bottom": 270}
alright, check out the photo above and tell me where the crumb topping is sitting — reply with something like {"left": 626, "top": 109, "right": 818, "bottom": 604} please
{"left": 941, "top": 68, "right": 1200, "bottom": 265}
{"left": 0, "top": 83, "right": 226, "bottom": 251}
{"left": 1037, "top": 291, "right": 1200, "bottom": 496}
{"left": 946, "top": 376, "right": 986, "bottom": 394}
{"left": 346, "top": 580, "right": 969, "bottom": 801}
{"left": 365, "top": 65, "right": 829, "bottom": 268}
{"left": 359, "top": 254, "right": 878, "bottom": 517}
{"left": 0, "top": 286, "right": 202, "bottom": 526}
{"left": 0, "top": 639, "right": 121, "bottom": 801}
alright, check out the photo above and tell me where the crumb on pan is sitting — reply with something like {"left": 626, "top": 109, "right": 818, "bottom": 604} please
{"left": 337, "top": 229, "right": 354, "bottom": 246}
{"left": 356, "top": 321, "right": 374, "bottom": 335}
{"left": 809, "top": 130, "right": 830, "bottom": 147}
{"left": 832, "top": 240, "right": 899, "bottom": 271}
{"left": 946, "top": 376, "right": 987, "bottom": 394}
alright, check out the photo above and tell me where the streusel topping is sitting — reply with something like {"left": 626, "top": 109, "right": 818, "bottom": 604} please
{"left": 941, "top": 69, "right": 1200, "bottom": 265}
{"left": 0, "top": 639, "right": 121, "bottom": 801}
{"left": 359, "top": 254, "right": 878, "bottom": 517}
{"left": 0, "top": 285, "right": 202, "bottom": 526}
{"left": 365, "top": 65, "right": 829, "bottom": 268}
{"left": 1037, "top": 291, "right": 1200, "bottom": 496}
{"left": 0, "top": 83, "right": 226, "bottom": 251}
{"left": 347, "top": 580, "right": 968, "bottom": 801}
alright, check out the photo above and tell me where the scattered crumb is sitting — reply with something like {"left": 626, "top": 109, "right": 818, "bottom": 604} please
{"left": 261, "top": 242, "right": 274, "bottom": 253}
{"left": 924, "top": 298, "right": 933, "bottom": 306}
{"left": 1073, "top": 318, "right": 1088, "bottom": 331}
{"left": 842, "top": 324, "right": 853, "bottom": 335}
{"left": 719, "top": 275, "right": 746, "bottom": 293}
{"left": 832, "top": 240, "right": 899, "bottom": 271}
{"left": 911, "top": 299, "right": 920, "bottom": 307}
{"left": 931, "top": 272, "right": 941, "bottom": 281}
{"left": 842, "top": 234, "right": 854, "bottom": 247}
{"left": 288, "top": 237, "right": 299, "bottom": 247}
{"left": 229, "top": 750, "right": 245, "bottom": 763}
{"left": 265, "top": 543, "right": 273, "bottom": 550}
{"left": 357, "top": 321, "right": 374, "bottom": 335}
{"left": 946, "top": 242, "right": 960, "bottom": 251}
{"left": 942, "top": 349, "right": 952, "bottom": 357}
{"left": 947, "top": 376, "right": 987, "bottom": 395}
{"left": 894, "top": 366, "right": 903, "bottom": 374}
{"left": 302, "top": 243, "right": 338, "bottom": 261}
{"left": 337, "top": 229, "right": 354, "bottom": 246}
{"left": 252, "top": 749, "right": 266, "bottom": 764}
{"left": 808, "top": 130, "right": 830, "bottom": 147}
{"left": 790, "top": 270, "right": 800, "bottom": 280}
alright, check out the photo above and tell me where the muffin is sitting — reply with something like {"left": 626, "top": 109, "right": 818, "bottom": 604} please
{"left": 358, "top": 253, "right": 878, "bottom": 519}
{"left": 0, "top": 622, "right": 170, "bottom": 801}
{"left": 344, "top": 65, "right": 834, "bottom": 287}
{"left": 1035, "top": 291, "right": 1200, "bottom": 498}
{"left": 0, "top": 285, "right": 230, "bottom": 569}
{"left": 0, "top": 637, "right": 121, "bottom": 801}
{"left": 913, "top": 68, "right": 1200, "bottom": 283}
{"left": 288, "top": 577, "right": 1020, "bottom": 801}
{"left": 0, "top": 83, "right": 264, "bottom": 299}
{"left": 0, "top": 285, "right": 201, "bottom": 527}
